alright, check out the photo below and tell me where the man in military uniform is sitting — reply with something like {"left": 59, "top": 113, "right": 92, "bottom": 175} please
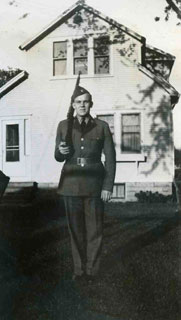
{"left": 55, "top": 86, "right": 116, "bottom": 281}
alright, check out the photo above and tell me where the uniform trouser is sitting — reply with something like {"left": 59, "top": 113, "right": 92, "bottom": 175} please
{"left": 63, "top": 196, "right": 104, "bottom": 276}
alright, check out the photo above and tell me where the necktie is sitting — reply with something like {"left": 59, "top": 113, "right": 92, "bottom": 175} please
{"left": 81, "top": 119, "right": 86, "bottom": 133}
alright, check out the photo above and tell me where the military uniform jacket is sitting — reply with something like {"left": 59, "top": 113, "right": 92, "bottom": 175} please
{"left": 54, "top": 116, "right": 116, "bottom": 197}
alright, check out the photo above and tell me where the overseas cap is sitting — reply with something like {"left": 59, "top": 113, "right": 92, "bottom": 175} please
{"left": 71, "top": 86, "right": 92, "bottom": 102}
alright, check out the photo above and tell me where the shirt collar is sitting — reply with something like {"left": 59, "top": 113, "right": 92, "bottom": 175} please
{"left": 76, "top": 115, "right": 91, "bottom": 124}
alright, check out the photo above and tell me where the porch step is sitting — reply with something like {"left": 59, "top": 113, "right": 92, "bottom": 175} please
{"left": 0, "top": 182, "right": 38, "bottom": 205}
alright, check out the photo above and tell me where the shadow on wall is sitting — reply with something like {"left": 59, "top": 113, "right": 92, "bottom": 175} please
{"left": 132, "top": 84, "right": 173, "bottom": 176}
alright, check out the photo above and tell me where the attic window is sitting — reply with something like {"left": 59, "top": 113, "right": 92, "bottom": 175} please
{"left": 94, "top": 36, "right": 110, "bottom": 74}
{"left": 53, "top": 41, "right": 67, "bottom": 76}
{"left": 73, "top": 39, "right": 88, "bottom": 75}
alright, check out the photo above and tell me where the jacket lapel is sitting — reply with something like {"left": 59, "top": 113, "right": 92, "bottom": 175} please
{"left": 73, "top": 117, "right": 81, "bottom": 131}
{"left": 84, "top": 117, "right": 97, "bottom": 134}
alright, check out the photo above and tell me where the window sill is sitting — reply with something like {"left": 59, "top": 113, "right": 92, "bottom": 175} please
{"left": 50, "top": 74, "right": 114, "bottom": 81}
{"left": 102, "top": 153, "right": 146, "bottom": 162}
{"left": 116, "top": 154, "right": 146, "bottom": 162}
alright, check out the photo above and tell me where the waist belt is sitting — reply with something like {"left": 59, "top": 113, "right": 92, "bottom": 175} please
{"left": 67, "top": 157, "right": 101, "bottom": 166}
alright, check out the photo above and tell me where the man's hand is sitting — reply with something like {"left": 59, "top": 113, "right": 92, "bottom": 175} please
{"left": 58, "top": 142, "right": 71, "bottom": 155}
{"left": 101, "top": 190, "right": 112, "bottom": 202}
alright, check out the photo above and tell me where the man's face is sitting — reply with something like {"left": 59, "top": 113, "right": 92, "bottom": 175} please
{"left": 72, "top": 93, "right": 92, "bottom": 118}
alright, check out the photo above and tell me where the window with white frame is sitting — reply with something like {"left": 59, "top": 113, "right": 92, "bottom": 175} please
{"left": 121, "top": 113, "right": 141, "bottom": 153}
{"left": 94, "top": 36, "right": 110, "bottom": 74}
{"left": 53, "top": 41, "right": 67, "bottom": 76}
{"left": 73, "top": 38, "right": 88, "bottom": 75}
{"left": 52, "top": 36, "right": 110, "bottom": 76}
{"left": 97, "top": 112, "right": 142, "bottom": 156}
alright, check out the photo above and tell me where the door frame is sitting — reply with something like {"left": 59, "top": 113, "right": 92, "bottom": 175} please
{"left": 0, "top": 114, "right": 32, "bottom": 182}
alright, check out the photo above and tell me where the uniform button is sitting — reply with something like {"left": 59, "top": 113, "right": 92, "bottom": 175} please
{"left": 81, "top": 164, "right": 84, "bottom": 167}
{"left": 81, "top": 146, "right": 84, "bottom": 150}
{"left": 81, "top": 138, "right": 84, "bottom": 141}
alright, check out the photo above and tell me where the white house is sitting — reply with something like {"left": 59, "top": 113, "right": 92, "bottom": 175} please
{"left": 0, "top": 0, "right": 179, "bottom": 201}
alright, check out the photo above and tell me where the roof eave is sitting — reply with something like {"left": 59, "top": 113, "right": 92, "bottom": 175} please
{"left": 19, "top": 3, "right": 81, "bottom": 51}
{"left": 137, "top": 63, "right": 180, "bottom": 106}
{"left": 146, "top": 43, "right": 176, "bottom": 61}
{"left": 0, "top": 71, "right": 29, "bottom": 98}
{"left": 82, "top": 3, "right": 145, "bottom": 43}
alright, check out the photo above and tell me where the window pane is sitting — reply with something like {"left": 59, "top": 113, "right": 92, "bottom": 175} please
{"left": 122, "top": 133, "right": 140, "bottom": 153}
{"left": 53, "top": 42, "right": 67, "bottom": 59}
{"left": 122, "top": 125, "right": 140, "bottom": 133}
{"left": 122, "top": 114, "right": 140, "bottom": 126}
{"left": 6, "top": 124, "right": 19, "bottom": 147}
{"left": 121, "top": 114, "right": 141, "bottom": 153}
{"left": 112, "top": 184, "right": 125, "bottom": 198}
{"left": 94, "top": 37, "right": 109, "bottom": 56}
{"left": 6, "top": 124, "right": 19, "bottom": 162}
{"left": 73, "top": 39, "right": 88, "bottom": 57}
{"left": 53, "top": 60, "right": 66, "bottom": 76}
{"left": 6, "top": 150, "right": 19, "bottom": 162}
{"left": 117, "top": 185, "right": 125, "bottom": 198}
{"left": 74, "top": 58, "right": 87, "bottom": 75}
{"left": 95, "top": 57, "right": 109, "bottom": 74}
{"left": 97, "top": 115, "right": 114, "bottom": 136}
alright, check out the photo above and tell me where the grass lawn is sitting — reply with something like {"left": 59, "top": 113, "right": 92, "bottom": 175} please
{"left": 0, "top": 200, "right": 180, "bottom": 320}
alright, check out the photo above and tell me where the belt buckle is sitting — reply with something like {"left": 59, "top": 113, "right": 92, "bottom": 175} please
{"left": 77, "top": 157, "right": 85, "bottom": 166}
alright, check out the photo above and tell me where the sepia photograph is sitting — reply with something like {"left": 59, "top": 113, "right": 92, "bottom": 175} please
{"left": 0, "top": 0, "right": 180, "bottom": 319}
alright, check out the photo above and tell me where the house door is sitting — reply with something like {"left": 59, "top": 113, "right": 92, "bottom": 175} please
{"left": 2, "top": 120, "right": 26, "bottom": 178}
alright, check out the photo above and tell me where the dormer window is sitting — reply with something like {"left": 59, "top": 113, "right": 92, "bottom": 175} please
{"left": 53, "top": 41, "right": 67, "bottom": 76}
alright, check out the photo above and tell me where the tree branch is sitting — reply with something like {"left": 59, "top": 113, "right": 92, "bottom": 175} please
{"left": 166, "top": 0, "right": 181, "bottom": 19}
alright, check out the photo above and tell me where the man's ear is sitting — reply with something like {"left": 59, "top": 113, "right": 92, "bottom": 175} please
{"left": 90, "top": 101, "right": 93, "bottom": 108}
{"left": 72, "top": 102, "right": 76, "bottom": 110}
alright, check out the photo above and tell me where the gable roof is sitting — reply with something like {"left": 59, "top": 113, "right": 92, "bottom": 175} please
{"left": 0, "top": 71, "right": 29, "bottom": 98}
{"left": 19, "top": 1, "right": 176, "bottom": 80}
{"left": 17, "top": 0, "right": 179, "bottom": 106}
{"left": 19, "top": 0, "right": 145, "bottom": 51}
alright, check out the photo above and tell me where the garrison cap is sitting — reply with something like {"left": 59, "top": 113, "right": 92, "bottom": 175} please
{"left": 71, "top": 86, "right": 92, "bottom": 102}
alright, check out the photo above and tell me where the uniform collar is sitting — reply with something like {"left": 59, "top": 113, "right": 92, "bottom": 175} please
{"left": 73, "top": 116, "right": 96, "bottom": 133}
{"left": 76, "top": 115, "right": 90, "bottom": 124}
